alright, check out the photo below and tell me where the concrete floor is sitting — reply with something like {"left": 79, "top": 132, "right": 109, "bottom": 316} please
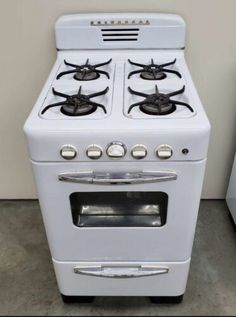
{"left": 0, "top": 200, "right": 235, "bottom": 316}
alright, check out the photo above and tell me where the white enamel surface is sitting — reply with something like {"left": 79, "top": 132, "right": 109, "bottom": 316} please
{"left": 32, "top": 159, "right": 206, "bottom": 262}
{"left": 53, "top": 258, "right": 190, "bottom": 296}
{"left": 55, "top": 13, "right": 186, "bottom": 50}
{"left": 226, "top": 153, "right": 236, "bottom": 223}
{"left": 24, "top": 50, "right": 210, "bottom": 162}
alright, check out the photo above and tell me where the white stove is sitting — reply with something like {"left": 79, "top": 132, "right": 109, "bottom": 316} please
{"left": 24, "top": 13, "right": 210, "bottom": 304}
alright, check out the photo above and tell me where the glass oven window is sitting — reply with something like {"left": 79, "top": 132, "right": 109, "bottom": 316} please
{"left": 70, "top": 192, "right": 168, "bottom": 228}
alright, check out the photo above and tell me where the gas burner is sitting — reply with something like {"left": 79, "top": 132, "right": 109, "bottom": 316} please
{"left": 41, "top": 87, "right": 109, "bottom": 116}
{"left": 128, "top": 59, "right": 182, "bottom": 80}
{"left": 128, "top": 85, "right": 194, "bottom": 115}
{"left": 56, "top": 59, "right": 112, "bottom": 81}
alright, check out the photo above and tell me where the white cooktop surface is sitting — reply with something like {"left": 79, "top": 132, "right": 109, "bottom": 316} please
{"left": 39, "top": 51, "right": 197, "bottom": 121}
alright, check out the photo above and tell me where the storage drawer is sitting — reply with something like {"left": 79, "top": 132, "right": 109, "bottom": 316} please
{"left": 53, "top": 258, "right": 191, "bottom": 296}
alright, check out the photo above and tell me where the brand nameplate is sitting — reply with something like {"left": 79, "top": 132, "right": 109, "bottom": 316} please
{"left": 90, "top": 19, "right": 150, "bottom": 26}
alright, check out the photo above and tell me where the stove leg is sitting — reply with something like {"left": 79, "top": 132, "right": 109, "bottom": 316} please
{"left": 61, "top": 294, "right": 94, "bottom": 303}
{"left": 149, "top": 295, "right": 183, "bottom": 304}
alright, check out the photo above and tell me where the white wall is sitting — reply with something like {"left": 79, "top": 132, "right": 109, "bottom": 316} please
{"left": 0, "top": 0, "right": 236, "bottom": 199}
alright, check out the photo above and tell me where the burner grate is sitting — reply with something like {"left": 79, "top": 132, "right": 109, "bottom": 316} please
{"left": 41, "top": 87, "right": 109, "bottom": 116}
{"left": 56, "top": 58, "right": 112, "bottom": 81}
{"left": 128, "top": 59, "right": 182, "bottom": 80}
{"left": 128, "top": 85, "right": 194, "bottom": 115}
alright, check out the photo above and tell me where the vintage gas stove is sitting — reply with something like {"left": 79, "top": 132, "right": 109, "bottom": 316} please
{"left": 24, "top": 13, "right": 210, "bottom": 303}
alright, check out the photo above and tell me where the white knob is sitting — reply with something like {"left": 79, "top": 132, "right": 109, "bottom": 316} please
{"left": 131, "top": 144, "right": 147, "bottom": 159}
{"left": 107, "top": 142, "right": 126, "bottom": 159}
{"left": 156, "top": 144, "right": 173, "bottom": 160}
{"left": 87, "top": 145, "right": 103, "bottom": 160}
{"left": 60, "top": 145, "right": 77, "bottom": 160}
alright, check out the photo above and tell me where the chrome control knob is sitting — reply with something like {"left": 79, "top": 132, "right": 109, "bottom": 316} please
{"left": 107, "top": 142, "right": 126, "bottom": 159}
{"left": 156, "top": 144, "right": 173, "bottom": 160}
{"left": 131, "top": 144, "right": 147, "bottom": 159}
{"left": 87, "top": 145, "right": 103, "bottom": 160}
{"left": 60, "top": 145, "right": 77, "bottom": 160}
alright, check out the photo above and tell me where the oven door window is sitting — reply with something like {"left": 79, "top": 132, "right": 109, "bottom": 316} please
{"left": 70, "top": 192, "right": 168, "bottom": 228}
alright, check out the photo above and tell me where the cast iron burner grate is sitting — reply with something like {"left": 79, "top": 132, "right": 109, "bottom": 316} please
{"left": 128, "top": 85, "right": 194, "bottom": 115}
{"left": 128, "top": 59, "right": 182, "bottom": 80}
{"left": 56, "top": 58, "right": 112, "bottom": 81}
{"left": 41, "top": 87, "right": 109, "bottom": 116}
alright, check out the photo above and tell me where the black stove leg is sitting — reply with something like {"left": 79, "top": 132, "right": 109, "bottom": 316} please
{"left": 149, "top": 294, "right": 183, "bottom": 304}
{"left": 61, "top": 294, "right": 94, "bottom": 303}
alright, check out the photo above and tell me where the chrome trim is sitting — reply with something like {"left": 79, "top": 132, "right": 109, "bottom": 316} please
{"left": 74, "top": 265, "right": 169, "bottom": 278}
{"left": 59, "top": 171, "right": 93, "bottom": 184}
{"left": 91, "top": 19, "right": 150, "bottom": 26}
{"left": 106, "top": 141, "right": 127, "bottom": 159}
{"left": 58, "top": 170, "right": 177, "bottom": 184}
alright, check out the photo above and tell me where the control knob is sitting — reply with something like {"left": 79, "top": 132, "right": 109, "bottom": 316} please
{"left": 156, "top": 144, "right": 173, "bottom": 160}
{"left": 107, "top": 142, "right": 126, "bottom": 159}
{"left": 86, "top": 145, "right": 103, "bottom": 160}
{"left": 60, "top": 145, "right": 77, "bottom": 160}
{"left": 131, "top": 144, "right": 147, "bottom": 159}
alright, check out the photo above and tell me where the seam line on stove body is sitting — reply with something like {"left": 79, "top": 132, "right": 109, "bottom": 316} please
{"left": 52, "top": 257, "right": 192, "bottom": 264}
{"left": 30, "top": 159, "right": 208, "bottom": 164}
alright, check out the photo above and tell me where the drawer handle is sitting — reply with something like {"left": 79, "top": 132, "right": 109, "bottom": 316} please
{"left": 74, "top": 265, "right": 169, "bottom": 278}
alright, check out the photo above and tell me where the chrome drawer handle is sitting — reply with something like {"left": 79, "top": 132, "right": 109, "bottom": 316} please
{"left": 58, "top": 171, "right": 177, "bottom": 184}
{"left": 74, "top": 265, "right": 169, "bottom": 278}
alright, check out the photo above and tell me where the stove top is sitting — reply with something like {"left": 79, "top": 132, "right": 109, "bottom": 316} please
{"left": 39, "top": 53, "right": 199, "bottom": 121}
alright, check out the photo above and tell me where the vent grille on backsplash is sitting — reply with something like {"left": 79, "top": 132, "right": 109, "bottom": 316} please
{"left": 101, "top": 28, "right": 140, "bottom": 42}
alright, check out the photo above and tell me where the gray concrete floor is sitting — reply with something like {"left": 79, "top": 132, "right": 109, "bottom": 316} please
{"left": 0, "top": 200, "right": 235, "bottom": 316}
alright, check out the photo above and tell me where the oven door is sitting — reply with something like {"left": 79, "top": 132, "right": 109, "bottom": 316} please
{"left": 32, "top": 160, "right": 206, "bottom": 262}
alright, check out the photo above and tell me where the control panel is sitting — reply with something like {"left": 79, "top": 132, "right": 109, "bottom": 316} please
{"left": 60, "top": 142, "right": 188, "bottom": 161}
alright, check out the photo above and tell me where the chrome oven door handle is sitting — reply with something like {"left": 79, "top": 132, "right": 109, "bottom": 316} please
{"left": 58, "top": 171, "right": 94, "bottom": 184}
{"left": 58, "top": 171, "right": 177, "bottom": 184}
{"left": 74, "top": 265, "right": 169, "bottom": 278}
